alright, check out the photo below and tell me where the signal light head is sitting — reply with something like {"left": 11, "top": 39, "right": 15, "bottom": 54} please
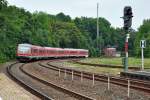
{"left": 123, "top": 6, "right": 133, "bottom": 31}
{"left": 124, "top": 6, "right": 133, "bottom": 17}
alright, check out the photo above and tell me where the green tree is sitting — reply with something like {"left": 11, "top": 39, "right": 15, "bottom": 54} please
{"left": 134, "top": 19, "right": 150, "bottom": 57}
{"left": 56, "top": 12, "right": 71, "bottom": 22}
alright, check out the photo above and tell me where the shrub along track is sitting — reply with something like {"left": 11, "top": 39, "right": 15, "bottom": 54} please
{"left": 7, "top": 61, "right": 95, "bottom": 100}
{"left": 43, "top": 60, "right": 150, "bottom": 94}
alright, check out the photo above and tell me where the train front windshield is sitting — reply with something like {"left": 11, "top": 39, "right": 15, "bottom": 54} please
{"left": 17, "top": 44, "right": 31, "bottom": 54}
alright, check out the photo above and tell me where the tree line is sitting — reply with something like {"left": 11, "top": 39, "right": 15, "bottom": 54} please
{"left": 0, "top": 0, "right": 150, "bottom": 63}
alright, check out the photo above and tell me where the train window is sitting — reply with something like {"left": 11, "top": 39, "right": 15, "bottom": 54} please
{"left": 42, "top": 50, "right": 44, "bottom": 53}
{"left": 39, "top": 50, "right": 42, "bottom": 54}
{"left": 33, "top": 49, "right": 38, "bottom": 53}
{"left": 70, "top": 51, "right": 74, "bottom": 53}
{"left": 59, "top": 50, "right": 64, "bottom": 54}
{"left": 50, "top": 50, "right": 56, "bottom": 54}
{"left": 47, "top": 50, "right": 49, "bottom": 54}
{"left": 80, "top": 51, "right": 84, "bottom": 54}
{"left": 31, "top": 49, "right": 33, "bottom": 53}
{"left": 72, "top": 51, "right": 76, "bottom": 54}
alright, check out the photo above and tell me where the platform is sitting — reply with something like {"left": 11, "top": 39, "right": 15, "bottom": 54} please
{"left": 0, "top": 62, "right": 39, "bottom": 100}
{"left": 120, "top": 71, "right": 150, "bottom": 81}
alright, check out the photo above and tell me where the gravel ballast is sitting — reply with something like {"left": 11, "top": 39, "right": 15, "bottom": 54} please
{"left": 24, "top": 61, "right": 150, "bottom": 100}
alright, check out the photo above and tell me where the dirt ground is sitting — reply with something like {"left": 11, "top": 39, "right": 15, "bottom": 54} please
{"left": 0, "top": 62, "right": 39, "bottom": 100}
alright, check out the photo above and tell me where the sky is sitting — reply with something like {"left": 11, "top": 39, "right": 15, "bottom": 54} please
{"left": 7, "top": 0, "right": 150, "bottom": 30}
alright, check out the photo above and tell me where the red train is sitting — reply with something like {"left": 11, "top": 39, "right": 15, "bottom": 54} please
{"left": 17, "top": 44, "right": 88, "bottom": 61}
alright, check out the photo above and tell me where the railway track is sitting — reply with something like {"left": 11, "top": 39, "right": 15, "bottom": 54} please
{"left": 7, "top": 62, "right": 53, "bottom": 100}
{"left": 7, "top": 61, "right": 95, "bottom": 100}
{"left": 39, "top": 60, "right": 150, "bottom": 94}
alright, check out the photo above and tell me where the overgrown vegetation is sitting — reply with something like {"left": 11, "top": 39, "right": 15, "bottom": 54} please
{"left": 80, "top": 57, "right": 150, "bottom": 68}
{"left": 64, "top": 61, "right": 123, "bottom": 75}
{"left": 0, "top": 0, "right": 150, "bottom": 63}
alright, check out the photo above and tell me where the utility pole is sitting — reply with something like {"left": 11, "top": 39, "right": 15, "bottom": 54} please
{"left": 97, "top": 3, "right": 100, "bottom": 56}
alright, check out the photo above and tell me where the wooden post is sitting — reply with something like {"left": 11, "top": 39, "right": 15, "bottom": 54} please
{"left": 128, "top": 79, "right": 130, "bottom": 98}
{"left": 81, "top": 72, "right": 83, "bottom": 82}
{"left": 72, "top": 70, "right": 74, "bottom": 81}
{"left": 92, "top": 74, "right": 95, "bottom": 86}
{"left": 64, "top": 69, "right": 67, "bottom": 78}
{"left": 59, "top": 69, "right": 60, "bottom": 77}
{"left": 108, "top": 75, "right": 110, "bottom": 90}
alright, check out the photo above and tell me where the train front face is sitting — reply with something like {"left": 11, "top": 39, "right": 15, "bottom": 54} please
{"left": 16, "top": 44, "right": 32, "bottom": 62}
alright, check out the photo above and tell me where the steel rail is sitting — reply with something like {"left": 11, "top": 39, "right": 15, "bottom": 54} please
{"left": 41, "top": 61, "right": 150, "bottom": 94}
{"left": 7, "top": 62, "right": 54, "bottom": 100}
{"left": 21, "top": 63, "right": 95, "bottom": 100}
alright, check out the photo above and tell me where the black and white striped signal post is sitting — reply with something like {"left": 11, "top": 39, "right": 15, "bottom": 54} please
{"left": 140, "top": 40, "right": 146, "bottom": 70}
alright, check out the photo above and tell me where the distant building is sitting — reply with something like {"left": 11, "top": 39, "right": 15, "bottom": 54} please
{"left": 103, "top": 47, "right": 116, "bottom": 57}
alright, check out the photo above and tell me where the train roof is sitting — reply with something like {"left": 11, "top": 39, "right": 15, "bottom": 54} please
{"left": 64, "top": 48, "right": 88, "bottom": 51}
{"left": 44, "top": 47, "right": 63, "bottom": 50}
{"left": 18, "top": 43, "right": 32, "bottom": 47}
{"left": 18, "top": 44, "right": 88, "bottom": 51}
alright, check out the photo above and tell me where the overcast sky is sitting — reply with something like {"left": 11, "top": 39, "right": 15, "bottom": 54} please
{"left": 7, "top": 0, "right": 150, "bottom": 30}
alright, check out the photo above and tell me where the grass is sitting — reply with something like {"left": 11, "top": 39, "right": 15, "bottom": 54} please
{"left": 80, "top": 57, "right": 150, "bottom": 68}
{"left": 62, "top": 57, "right": 150, "bottom": 75}
{"left": 64, "top": 62, "right": 123, "bottom": 75}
